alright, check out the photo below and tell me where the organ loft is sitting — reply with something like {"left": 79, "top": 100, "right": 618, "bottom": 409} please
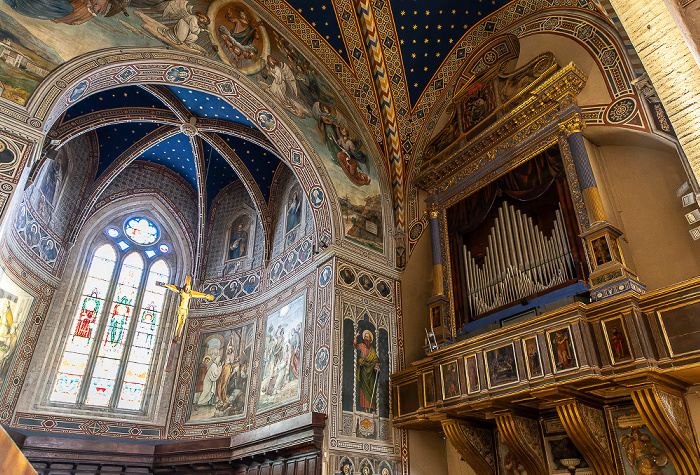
{"left": 0, "top": 0, "right": 699, "bottom": 473}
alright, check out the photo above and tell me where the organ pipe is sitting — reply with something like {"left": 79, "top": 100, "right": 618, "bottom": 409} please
{"left": 463, "top": 201, "right": 575, "bottom": 317}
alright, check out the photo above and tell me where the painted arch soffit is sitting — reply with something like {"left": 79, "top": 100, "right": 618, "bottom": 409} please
{"left": 25, "top": 49, "right": 395, "bottom": 261}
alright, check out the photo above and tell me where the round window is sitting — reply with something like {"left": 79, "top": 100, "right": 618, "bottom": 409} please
{"left": 124, "top": 217, "right": 159, "bottom": 245}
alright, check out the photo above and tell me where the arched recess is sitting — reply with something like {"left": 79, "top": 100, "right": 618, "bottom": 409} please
{"left": 404, "top": 9, "right": 665, "bottom": 236}
{"left": 23, "top": 47, "right": 343, "bottom": 259}
{"left": 28, "top": 193, "right": 190, "bottom": 419}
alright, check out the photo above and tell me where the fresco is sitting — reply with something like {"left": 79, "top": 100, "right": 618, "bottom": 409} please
{"left": 341, "top": 314, "right": 390, "bottom": 440}
{"left": 609, "top": 405, "right": 677, "bottom": 475}
{"left": 188, "top": 321, "right": 255, "bottom": 422}
{"left": 0, "top": 266, "right": 34, "bottom": 389}
{"left": 0, "top": 0, "right": 385, "bottom": 253}
{"left": 257, "top": 293, "right": 304, "bottom": 412}
{"left": 284, "top": 183, "right": 302, "bottom": 247}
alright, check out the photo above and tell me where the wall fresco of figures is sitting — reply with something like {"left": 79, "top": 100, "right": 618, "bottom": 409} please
{"left": 1, "top": 0, "right": 386, "bottom": 253}
{"left": 0, "top": 265, "right": 34, "bottom": 391}
{"left": 188, "top": 321, "right": 255, "bottom": 422}
{"left": 270, "top": 165, "right": 314, "bottom": 258}
{"left": 333, "top": 454, "right": 399, "bottom": 475}
{"left": 333, "top": 280, "right": 401, "bottom": 458}
{"left": 13, "top": 135, "right": 95, "bottom": 273}
{"left": 257, "top": 293, "right": 305, "bottom": 412}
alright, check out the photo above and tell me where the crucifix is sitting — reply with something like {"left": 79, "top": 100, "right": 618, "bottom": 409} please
{"left": 157, "top": 276, "right": 214, "bottom": 342}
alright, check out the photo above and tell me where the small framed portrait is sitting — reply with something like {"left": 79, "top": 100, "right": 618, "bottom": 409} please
{"left": 423, "top": 371, "right": 436, "bottom": 406}
{"left": 440, "top": 360, "right": 461, "bottom": 400}
{"left": 429, "top": 304, "right": 442, "bottom": 329}
{"left": 376, "top": 280, "right": 391, "bottom": 298}
{"left": 339, "top": 267, "right": 356, "bottom": 285}
{"left": 319, "top": 266, "right": 332, "bottom": 287}
{"left": 601, "top": 316, "right": 634, "bottom": 364}
{"left": 359, "top": 274, "right": 373, "bottom": 292}
{"left": 590, "top": 235, "right": 612, "bottom": 267}
{"left": 485, "top": 344, "right": 519, "bottom": 388}
{"left": 547, "top": 326, "right": 578, "bottom": 373}
{"left": 464, "top": 354, "right": 480, "bottom": 394}
{"left": 522, "top": 336, "right": 543, "bottom": 378}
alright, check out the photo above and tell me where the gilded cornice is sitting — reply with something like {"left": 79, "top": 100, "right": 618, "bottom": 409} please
{"left": 415, "top": 63, "right": 587, "bottom": 193}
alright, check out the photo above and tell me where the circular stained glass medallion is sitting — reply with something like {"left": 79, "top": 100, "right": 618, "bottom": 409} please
{"left": 159, "top": 243, "right": 170, "bottom": 253}
{"left": 124, "top": 217, "right": 159, "bottom": 245}
{"left": 106, "top": 227, "right": 119, "bottom": 238}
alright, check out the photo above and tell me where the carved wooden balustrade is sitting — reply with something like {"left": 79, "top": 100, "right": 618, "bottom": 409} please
{"left": 392, "top": 277, "right": 700, "bottom": 474}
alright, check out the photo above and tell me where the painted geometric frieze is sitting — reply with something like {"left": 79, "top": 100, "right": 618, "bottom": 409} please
{"left": 331, "top": 452, "right": 400, "bottom": 475}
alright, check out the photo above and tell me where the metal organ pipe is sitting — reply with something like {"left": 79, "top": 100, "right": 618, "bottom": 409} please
{"left": 462, "top": 201, "right": 575, "bottom": 318}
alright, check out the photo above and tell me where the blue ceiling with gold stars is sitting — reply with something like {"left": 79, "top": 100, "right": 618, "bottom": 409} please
{"left": 60, "top": 85, "right": 284, "bottom": 211}
{"left": 393, "top": 0, "right": 511, "bottom": 103}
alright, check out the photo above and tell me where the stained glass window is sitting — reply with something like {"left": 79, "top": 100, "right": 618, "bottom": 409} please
{"left": 51, "top": 218, "right": 174, "bottom": 411}
{"left": 124, "top": 217, "right": 159, "bottom": 245}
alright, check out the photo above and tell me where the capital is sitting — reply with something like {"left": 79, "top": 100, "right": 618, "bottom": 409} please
{"left": 558, "top": 115, "right": 585, "bottom": 137}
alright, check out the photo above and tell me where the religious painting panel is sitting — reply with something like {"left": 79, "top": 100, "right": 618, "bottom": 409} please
{"left": 607, "top": 405, "right": 678, "bottom": 475}
{"left": 187, "top": 320, "right": 256, "bottom": 422}
{"left": 657, "top": 301, "right": 700, "bottom": 357}
{"left": 485, "top": 343, "right": 518, "bottom": 388}
{"left": 341, "top": 306, "right": 391, "bottom": 440}
{"left": 226, "top": 213, "right": 253, "bottom": 265}
{"left": 0, "top": 267, "right": 34, "bottom": 391}
{"left": 601, "top": 316, "right": 633, "bottom": 364}
{"left": 32, "top": 147, "right": 70, "bottom": 223}
{"left": 439, "top": 360, "right": 461, "bottom": 400}
{"left": 257, "top": 293, "right": 305, "bottom": 412}
{"left": 464, "top": 353, "right": 480, "bottom": 394}
{"left": 547, "top": 326, "right": 578, "bottom": 373}
{"left": 423, "top": 371, "right": 435, "bottom": 406}
{"left": 284, "top": 183, "right": 304, "bottom": 247}
{"left": 522, "top": 336, "right": 543, "bottom": 378}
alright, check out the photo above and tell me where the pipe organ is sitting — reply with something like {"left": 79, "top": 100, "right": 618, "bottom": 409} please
{"left": 463, "top": 201, "right": 575, "bottom": 317}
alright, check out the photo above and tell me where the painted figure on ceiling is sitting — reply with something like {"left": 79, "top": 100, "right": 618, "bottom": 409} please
{"left": 354, "top": 329, "right": 379, "bottom": 412}
{"left": 286, "top": 189, "right": 301, "bottom": 234}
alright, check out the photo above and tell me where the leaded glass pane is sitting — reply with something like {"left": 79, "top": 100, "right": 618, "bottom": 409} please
{"left": 117, "top": 260, "right": 168, "bottom": 410}
{"left": 124, "top": 217, "right": 158, "bottom": 245}
{"left": 51, "top": 244, "right": 116, "bottom": 403}
{"left": 86, "top": 253, "right": 143, "bottom": 407}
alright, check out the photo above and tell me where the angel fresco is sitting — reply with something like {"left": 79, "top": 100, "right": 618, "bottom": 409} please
{"left": 312, "top": 102, "right": 371, "bottom": 186}
{"left": 135, "top": 0, "right": 211, "bottom": 55}
{"left": 620, "top": 427, "right": 670, "bottom": 474}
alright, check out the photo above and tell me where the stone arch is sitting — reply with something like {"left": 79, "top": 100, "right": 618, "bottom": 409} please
{"left": 23, "top": 47, "right": 340, "bottom": 254}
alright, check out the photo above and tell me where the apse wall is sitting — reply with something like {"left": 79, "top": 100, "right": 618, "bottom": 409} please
{"left": 203, "top": 180, "right": 266, "bottom": 279}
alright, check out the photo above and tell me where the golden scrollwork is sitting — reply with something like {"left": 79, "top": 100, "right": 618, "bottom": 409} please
{"left": 558, "top": 115, "right": 586, "bottom": 137}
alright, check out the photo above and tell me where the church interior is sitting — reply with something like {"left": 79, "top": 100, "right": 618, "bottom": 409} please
{"left": 0, "top": 0, "right": 699, "bottom": 473}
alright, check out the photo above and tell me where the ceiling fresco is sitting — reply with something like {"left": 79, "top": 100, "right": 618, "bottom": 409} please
{"left": 0, "top": 0, "right": 630, "bottom": 258}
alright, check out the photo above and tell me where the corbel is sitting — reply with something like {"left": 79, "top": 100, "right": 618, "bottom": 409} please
{"left": 441, "top": 418, "right": 497, "bottom": 475}
{"left": 494, "top": 410, "right": 548, "bottom": 475}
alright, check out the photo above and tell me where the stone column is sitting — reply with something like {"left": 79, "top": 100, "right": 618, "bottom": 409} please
{"left": 559, "top": 116, "right": 605, "bottom": 223}
{"left": 426, "top": 202, "right": 444, "bottom": 297}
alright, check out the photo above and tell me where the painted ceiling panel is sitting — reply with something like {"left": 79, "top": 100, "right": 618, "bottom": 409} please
{"left": 393, "top": 0, "right": 511, "bottom": 105}
{"left": 285, "top": 1, "right": 350, "bottom": 65}
{"left": 216, "top": 133, "right": 280, "bottom": 203}
{"left": 63, "top": 86, "right": 166, "bottom": 121}
{"left": 201, "top": 139, "right": 240, "bottom": 208}
{"left": 94, "top": 122, "right": 163, "bottom": 178}
{"left": 138, "top": 133, "right": 199, "bottom": 192}
{"left": 166, "top": 86, "right": 258, "bottom": 126}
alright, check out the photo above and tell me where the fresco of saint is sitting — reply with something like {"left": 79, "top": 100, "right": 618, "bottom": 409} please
{"left": 354, "top": 329, "right": 379, "bottom": 412}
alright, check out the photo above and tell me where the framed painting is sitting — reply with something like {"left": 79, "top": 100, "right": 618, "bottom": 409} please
{"left": 485, "top": 344, "right": 518, "bottom": 388}
{"left": 522, "top": 336, "right": 543, "bottom": 378}
{"left": 601, "top": 316, "right": 634, "bottom": 364}
{"left": 423, "top": 371, "right": 436, "bottom": 406}
{"left": 464, "top": 354, "right": 480, "bottom": 394}
{"left": 547, "top": 326, "right": 578, "bottom": 373}
{"left": 440, "top": 360, "right": 461, "bottom": 400}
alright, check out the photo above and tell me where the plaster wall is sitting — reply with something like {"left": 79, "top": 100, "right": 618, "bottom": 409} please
{"left": 407, "top": 430, "right": 449, "bottom": 475}
{"left": 515, "top": 33, "right": 612, "bottom": 106}
{"left": 584, "top": 135, "right": 700, "bottom": 290}
{"left": 400, "top": 227, "right": 433, "bottom": 366}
